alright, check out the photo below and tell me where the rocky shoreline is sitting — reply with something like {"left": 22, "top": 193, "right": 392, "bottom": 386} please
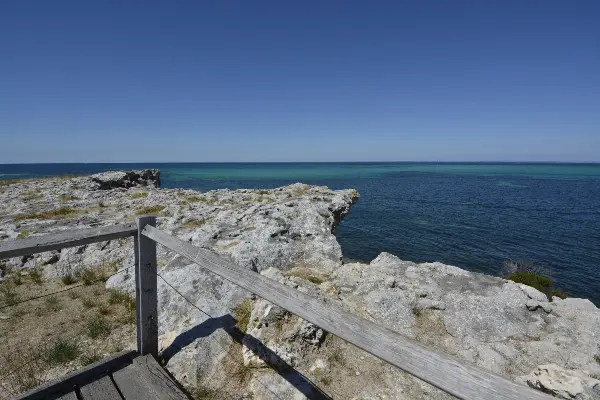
{"left": 1, "top": 170, "right": 599, "bottom": 399}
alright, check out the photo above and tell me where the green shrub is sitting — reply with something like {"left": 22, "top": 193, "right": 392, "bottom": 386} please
{"left": 508, "top": 271, "right": 553, "bottom": 300}
{"left": 82, "top": 297, "right": 96, "bottom": 309}
{"left": 1, "top": 283, "right": 20, "bottom": 306}
{"left": 108, "top": 289, "right": 130, "bottom": 305}
{"left": 43, "top": 338, "right": 79, "bottom": 364}
{"left": 61, "top": 274, "right": 76, "bottom": 285}
{"left": 551, "top": 289, "right": 568, "bottom": 299}
{"left": 29, "top": 268, "right": 43, "bottom": 285}
{"left": 85, "top": 316, "right": 111, "bottom": 338}
{"left": 75, "top": 268, "right": 97, "bottom": 285}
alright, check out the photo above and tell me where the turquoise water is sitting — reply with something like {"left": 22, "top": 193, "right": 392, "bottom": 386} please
{"left": 2, "top": 162, "right": 600, "bottom": 304}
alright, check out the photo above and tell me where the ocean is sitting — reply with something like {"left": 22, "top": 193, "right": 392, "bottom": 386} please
{"left": 1, "top": 162, "right": 599, "bottom": 305}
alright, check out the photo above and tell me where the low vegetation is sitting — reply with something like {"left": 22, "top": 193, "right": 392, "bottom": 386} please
{"left": 187, "top": 195, "right": 216, "bottom": 205}
{"left": 80, "top": 350, "right": 102, "bottom": 366}
{"left": 85, "top": 315, "right": 111, "bottom": 338}
{"left": 1, "top": 283, "right": 21, "bottom": 306}
{"left": 130, "top": 192, "right": 148, "bottom": 199}
{"left": 76, "top": 267, "right": 102, "bottom": 285}
{"left": 61, "top": 274, "right": 77, "bottom": 285}
{"left": 43, "top": 337, "right": 79, "bottom": 365}
{"left": 136, "top": 205, "right": 165, "bottom": 215}
{"left": 14, "top": 206, "right": 79, "bottom": 221}
{"left": 45, "top": 296, "right": 61, "bottom": 312}
{"left": 1, "top": 175, "right": 83, "bottom": 187}
{"left": 504, "top": 260, "right": 568, "bottom": 301}
{"left": 0, "top": 264, "right": 135, "bottom": 397}
{"left": 16, "top": 231, "right": 28, "bottom": 239}
{"left": 21, "top": 191, "right": 44, "bottom": 201}
{"left": 29, "top": 268, "right": 43, "bottom": 285}
{"left": 284, "top": 269, "right": 325, "bottom": 285}
{"left": 183, "top": 218, "right": 205, "bottom": 229}
{"left": 232, "top": 298, "right": 252, "bottom": 333}
{"left": 58, "top": 194, "right": 79, "bottom": 201}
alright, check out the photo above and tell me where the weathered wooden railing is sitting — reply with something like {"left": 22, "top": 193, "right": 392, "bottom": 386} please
{"left": 0, "top": 218, "right": 552, "bottom": 400}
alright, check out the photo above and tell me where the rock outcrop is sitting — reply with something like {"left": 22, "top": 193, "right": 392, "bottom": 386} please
{"left": 90, "top": 169, "right": 160, "bottom": 189}
{"left": 1, "top": 171, "right": 599, "bottom": 399}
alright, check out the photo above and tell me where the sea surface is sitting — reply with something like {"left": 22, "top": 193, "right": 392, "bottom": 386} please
{"left": 1, "top": 163, "right": 599, "bottom": 305}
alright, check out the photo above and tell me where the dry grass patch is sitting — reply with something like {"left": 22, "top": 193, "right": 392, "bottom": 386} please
{"left": 136, "top": 205, "right": 165, "bottom": 215}
{"left": 183, "top": 218, "right": 205, "bottom": 229}
{"left": 17, "top": 230, "right": 38, "bottom": 239}
{"left": 14, "top": 206, "right": 80, "bottom": 221}
{"left": 0, "top": 270, "right": 136, "bottom": 398}
{"left": 22, "top": 191, "right": 44, "bottom": 201}
{"left": 284, "top": 269, "right": 325, "bottom": 285}
{"left": 58, "top": 194, "right": 79, "bottom": 202}
{"left": 80, "top": 349, "right": 102, "bottom": 366}
{"left": 232, "top": 298, "right": 252, "bottom": 333}
{"left": 0, "top": 340, "right": 47, "bottom": 394}
{"left": 130, "top": 192, "right": 148, "bottom": 199}
{"left": 187, "top": 196, "right": 216, "bottom": 205}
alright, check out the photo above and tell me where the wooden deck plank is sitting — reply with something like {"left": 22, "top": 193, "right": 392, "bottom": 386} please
{"left": 0, "top": 223, "right": 137, "bottom": 259}
{"left": 56, "top": 393, "right": 78, "bottom": 400}
{"left": 143, "top": 225, "right": 552, "bottom": 400}
{"left": 80, "top": 375, "right": 121, "bottom": 400}
{"left": 113, "top": 355, "right": 189, "bottom": 400}
{"left": 13, "top": 350, "right": 138, "bottom": 400}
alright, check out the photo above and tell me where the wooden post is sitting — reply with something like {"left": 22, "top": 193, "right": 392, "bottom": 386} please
{"left": 135, "top": 216, "right": 158, "bottom": 357}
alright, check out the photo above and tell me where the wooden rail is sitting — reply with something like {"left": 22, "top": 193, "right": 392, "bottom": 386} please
{"left": 143, "top": 225, "right": 552, "bottom": 400}
{"left": 0, "top": 223, "right": 137, "bottom": 259}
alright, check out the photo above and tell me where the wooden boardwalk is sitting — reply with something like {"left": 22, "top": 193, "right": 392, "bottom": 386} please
{"left": 13, "top": 351, "right": 190, "bottom": 400}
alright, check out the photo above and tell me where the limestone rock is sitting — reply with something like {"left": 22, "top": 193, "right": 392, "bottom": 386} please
{"left": 3, "top": 172, "right": 600, "bottom": 399}
{"left": 90, "top": 169, "right": 160, "bottom": 189}
{"left": 520, "top": 284, "right": 550, "bottom": 302}
{"left": 524, "top": 364, "right": 600, "bottom": 399}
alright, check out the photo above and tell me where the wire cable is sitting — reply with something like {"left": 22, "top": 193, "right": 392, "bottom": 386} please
{"left": 0, "top": 265, "right": 133, "bottom": 310}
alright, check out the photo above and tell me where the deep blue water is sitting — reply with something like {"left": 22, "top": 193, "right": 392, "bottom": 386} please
{"left": 1, "top": 163, "right": 599, "bottom": 304}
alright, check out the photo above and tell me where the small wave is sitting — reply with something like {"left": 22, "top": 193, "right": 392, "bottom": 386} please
{"left": 496, "top": 181, "right": 527, "bottom": 188}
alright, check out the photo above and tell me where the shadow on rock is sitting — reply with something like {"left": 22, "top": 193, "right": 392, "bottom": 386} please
{"left": 160, "top": 314, "right": 331, "bottom": 400}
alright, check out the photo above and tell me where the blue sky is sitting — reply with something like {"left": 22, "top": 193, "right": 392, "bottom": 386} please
{"left": 1, "top": 1, "right": 599, "bottom": 163}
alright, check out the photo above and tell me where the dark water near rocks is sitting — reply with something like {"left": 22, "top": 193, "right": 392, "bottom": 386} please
{"left": 2, "top": 163, "right": 599, "bottom": 304}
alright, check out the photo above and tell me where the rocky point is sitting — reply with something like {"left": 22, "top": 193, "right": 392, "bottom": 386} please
{"left": 0, "top": 170, "right": 598, "bottom": 399}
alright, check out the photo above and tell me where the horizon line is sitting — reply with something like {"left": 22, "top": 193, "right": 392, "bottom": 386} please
{"left": 1, "top": 160, "right": 600, "bottom": 166}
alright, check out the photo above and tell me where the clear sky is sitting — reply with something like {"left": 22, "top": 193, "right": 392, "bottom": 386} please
{"left": 1, "top": 1, "right": 599, "bottom": 163}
